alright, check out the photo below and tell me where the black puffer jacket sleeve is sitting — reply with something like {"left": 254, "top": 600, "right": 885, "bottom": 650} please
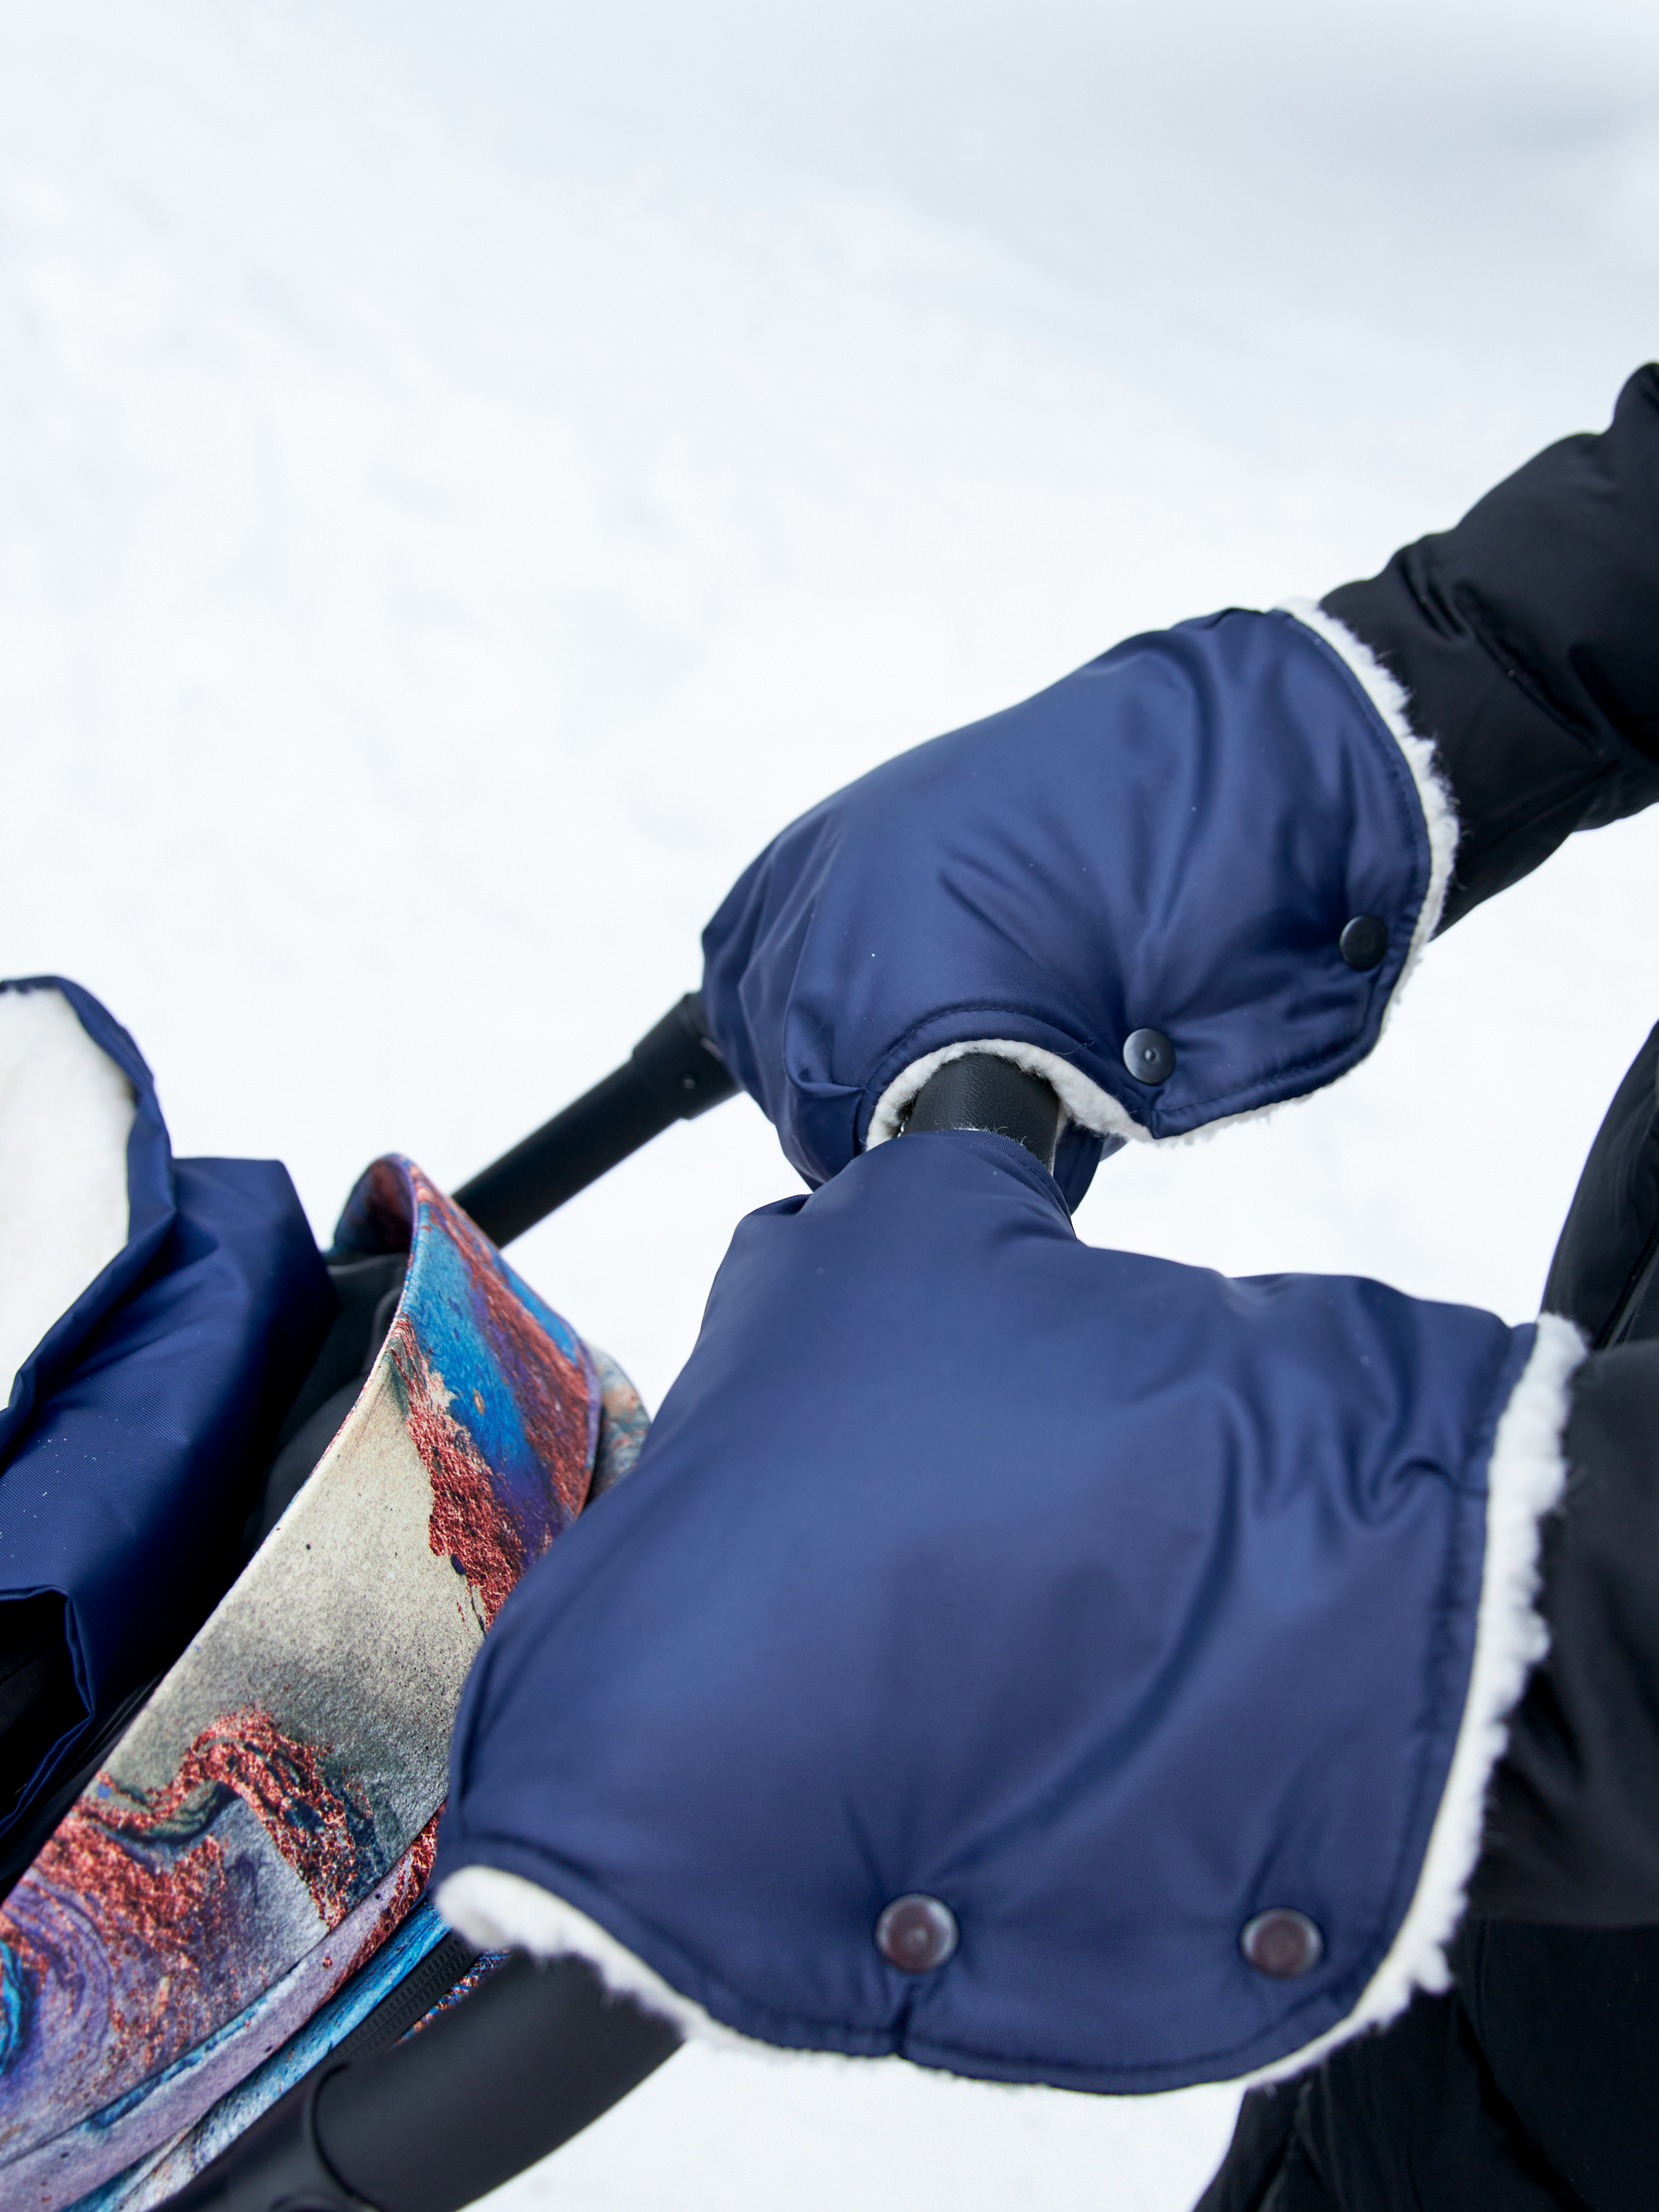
{"left": 1470, "top": 1018, "right": 1659, "bottom": 1928}
{"left": 1321, "top": 365, "right": 1659, "bottom": 929}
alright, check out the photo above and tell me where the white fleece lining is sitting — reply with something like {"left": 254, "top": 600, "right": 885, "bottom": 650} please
{"left": 437, "top": 1320, "right": 1584, "bottom": 2090}
{"left": 865, "top": 607, "right": 1460, "bottom": 1156}
{"left": 1280, "top": 599, "right": 1460, "bottom": 1014}
{"left": 0, "top": 986, "right": 135, "bottom": 1406}
{"left": 1248, "top": 1311, "right": 1587, "bottom": 2084}
{"left": 867, "top": 1036, "right": 1134, "bottom": 1151}
{"left": 435, "top": 1869, "right": 771, "bottom": 2058}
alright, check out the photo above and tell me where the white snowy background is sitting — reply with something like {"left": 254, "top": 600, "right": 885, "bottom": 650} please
{"left": 2, "top": 0, "right": 1657, "bottom": 2204}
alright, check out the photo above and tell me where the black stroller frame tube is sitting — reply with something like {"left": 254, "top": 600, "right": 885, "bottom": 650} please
{"left": 452, "top": 992, "right": 737, "bottom": 1246}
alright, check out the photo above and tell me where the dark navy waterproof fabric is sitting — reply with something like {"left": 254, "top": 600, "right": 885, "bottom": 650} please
{"left": 701, "top": 609, "right": 1435, "bottom": 1208}
{"left": 438, "top": 1130, "right": 1528, "bottom": 2091}
{"left": 0, "top": 979, "right": 333, "bottom": 1833}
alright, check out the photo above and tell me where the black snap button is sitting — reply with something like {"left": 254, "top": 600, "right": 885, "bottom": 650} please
{"left": 1123, "top": 1029, "right": 1175, "bottom": 1086}
{"left": 875, "top": 1894, "right": 958, "bottom": 1973}
{"left": 1240, "top": 1908, "right": 1324, "bottom": 1979}
{"left": 1339, "top": 916, "right": 1389, "bottom": 972}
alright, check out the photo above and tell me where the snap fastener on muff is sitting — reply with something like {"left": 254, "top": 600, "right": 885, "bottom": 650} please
{"left": 875, "top": 1894, "right": 959, "bottom": 1972}
{"left": 1339, "top": 915, "right": 1389, "bottom": 971}
{"left": 1123, "top": 1028, "right": 1175, "bottom": 1085}
{"left": 1240, "top": 1908, "right": 1324, "bottom": 1978}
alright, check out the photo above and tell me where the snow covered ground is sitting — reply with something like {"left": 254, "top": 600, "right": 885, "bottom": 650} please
{"left": 1, "top": 2, "right": 1656, "bottom": 2204}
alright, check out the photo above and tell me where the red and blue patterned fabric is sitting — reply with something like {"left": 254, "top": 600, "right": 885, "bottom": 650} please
{"left": 0, "top": 1035, "right": 639, "bottom": 2208}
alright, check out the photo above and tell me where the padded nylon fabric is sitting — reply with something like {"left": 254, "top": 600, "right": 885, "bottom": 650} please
{"left": 700, "top": 609, "right": 1433, "bottom": 1202}
{"left": 438, "top": 1131, "right": 1526, "bottom": 2091}
{"left": 0, "top": 980, "right": 334, "bottom": 1835}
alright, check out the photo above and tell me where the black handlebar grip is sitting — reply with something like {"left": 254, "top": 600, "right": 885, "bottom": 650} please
{"left": 158, "top": 1953, "right": 680, "bottom": 2212}
{"left": 452, "top": 992, "right": 738, "bottom": 1247}
{"left": 904, "top": 1053, "right": 1062, "bottom": 1171}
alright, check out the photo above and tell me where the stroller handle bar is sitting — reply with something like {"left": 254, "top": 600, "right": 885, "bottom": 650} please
{"left": 452, "top": 992, "right": 738, "bottom": 1245}
{"left": 453, "top": 1008, "right": 1066, "bottom": 1249}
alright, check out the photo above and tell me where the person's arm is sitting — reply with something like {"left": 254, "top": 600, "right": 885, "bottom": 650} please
{"left": 1469, "top": 1014, "right": 1659, "bottom": 1927}
{"left": 1197, "top": 1012, "right": 1659, "bottom": 2212}
{"left": 1323, "top": 364, "right": 1659, "bottom": 929}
